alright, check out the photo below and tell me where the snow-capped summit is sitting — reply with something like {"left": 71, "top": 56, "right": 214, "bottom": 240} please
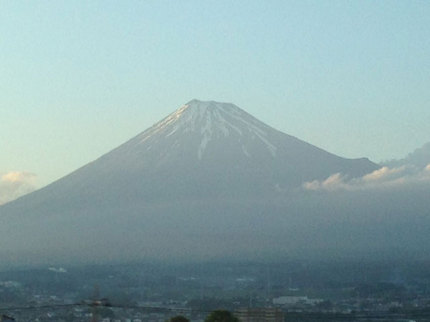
{"left": 95, "top": 100, "right": 375, "bottom": 188}
{"left": 134, "top": 99, "right": 278, "bottom": 161}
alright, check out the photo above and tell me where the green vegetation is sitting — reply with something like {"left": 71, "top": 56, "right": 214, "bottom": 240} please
{"left": 205, "top": 310, "right": 239, "bottom": 322}
{"left": 169, "top": 315, "right": 190, "bottom": 322}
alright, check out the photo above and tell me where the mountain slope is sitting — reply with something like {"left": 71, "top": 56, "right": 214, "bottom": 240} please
{"left": 10, "top": 100, "right": 376, "bottom": 204}
{"left": 0, "top": 100, "right": 383, "bottom": 265}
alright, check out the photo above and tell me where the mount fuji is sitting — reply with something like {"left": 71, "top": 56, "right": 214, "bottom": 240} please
{"left": 5, "top": 100, "right": 418, "bottom": 266}
{"left": 32, "top": 99, "right": 375, "bottom": 201}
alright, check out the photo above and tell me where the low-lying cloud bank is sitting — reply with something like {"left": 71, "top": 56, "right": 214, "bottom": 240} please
{"left": 0, "top": 171, "right": 37, "bottom": 205}
{"left": 303, "top": 164, "right": 430, "bottom": 192}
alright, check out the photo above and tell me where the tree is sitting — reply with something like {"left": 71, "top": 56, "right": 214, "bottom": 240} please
{"left": 169, "top": 315, "right": 190, "bottom": 322}
{"left": 205, "top": 310, "right": 239, "bottom": 322}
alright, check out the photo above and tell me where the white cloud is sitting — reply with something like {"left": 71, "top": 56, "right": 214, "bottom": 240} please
{"left": 0, "top": 171, "right": 37, "bottom": 205}
{"left": 303, "top": 164, "right": 430, "bottom": 192}
{"left": 303, "top": 173, "right": 349, "bottom": 192}
{"left": 362, "top": 166, "right": 405, "bottom": 182}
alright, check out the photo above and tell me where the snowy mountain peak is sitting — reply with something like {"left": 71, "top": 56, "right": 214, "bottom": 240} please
{"left": 186, "top": 98, "right": 236, "bottom": 109}
{"left": 135, "top": 100, "right": 278, "bottom": 159}
{"left": 102, "top": 99, "right": 377, "bottom": 184}
{"left": 179, "top": 99, "right": 245, "bottom": 120}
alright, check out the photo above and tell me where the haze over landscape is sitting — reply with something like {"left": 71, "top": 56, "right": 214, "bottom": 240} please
{"left": 2, "top": 2, "right": 430, "bottom": 321}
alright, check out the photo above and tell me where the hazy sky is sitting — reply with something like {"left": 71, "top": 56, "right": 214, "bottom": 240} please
{"left": 1, "top": 0, "right": 429, "bottom": 188}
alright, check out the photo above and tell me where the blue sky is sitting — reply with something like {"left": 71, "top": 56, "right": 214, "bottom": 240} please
{"left": 1, "top": 0, "right": 429, "bottom": 188}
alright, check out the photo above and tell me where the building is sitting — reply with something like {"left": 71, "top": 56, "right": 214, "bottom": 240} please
{"left": 273, "top": 296, "right": 323, "bottom": 306}
{"left": 235, "top": 307, "right": 284, "bottom": 322}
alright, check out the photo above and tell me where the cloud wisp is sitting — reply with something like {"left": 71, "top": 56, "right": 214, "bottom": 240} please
{"left": 0, "top": 171, "right": 37, "bottom": 205}
{"left": 303, "top": 164, "right": 430, "bottom": 192}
